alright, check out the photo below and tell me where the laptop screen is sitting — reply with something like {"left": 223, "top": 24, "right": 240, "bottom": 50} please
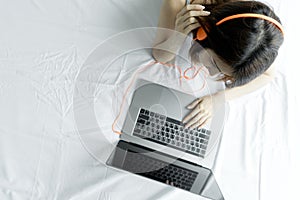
{"left": 106, "top": 140, "right": 224, "bottom": 200}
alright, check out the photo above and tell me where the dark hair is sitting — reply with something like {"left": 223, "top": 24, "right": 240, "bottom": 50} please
{"left": 190, "top": 1, "right": 284, "bottom": 88}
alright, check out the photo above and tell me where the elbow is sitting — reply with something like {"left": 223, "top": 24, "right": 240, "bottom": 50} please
{"left": 151, "top": 48, "right": 160, "bottom": 62}
{"left": 152, "top": 48, "right": 175, "bottom": 64}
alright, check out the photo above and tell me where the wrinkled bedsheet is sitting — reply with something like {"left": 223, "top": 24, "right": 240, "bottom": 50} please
{"left": 0, "top": 0, "right": 299, "bottom": 200}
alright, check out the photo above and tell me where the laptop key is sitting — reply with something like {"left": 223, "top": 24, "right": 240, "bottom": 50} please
{"left": 137, "top": 119, "right": 145, "bottom": 124}
{"left": 139, "top": 114, "right": 149, "bottom": 121}
{"left": 134, "top": 129, "right": 141, "bottom": 134}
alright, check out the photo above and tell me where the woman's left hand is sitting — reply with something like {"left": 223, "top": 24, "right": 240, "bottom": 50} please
{"left": 183, "top": 93, "right": 223, "bottom": 129}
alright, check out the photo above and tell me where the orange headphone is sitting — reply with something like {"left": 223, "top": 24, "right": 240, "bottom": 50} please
{"left": 196, "top": 13, "right": 284, "bottom": 41}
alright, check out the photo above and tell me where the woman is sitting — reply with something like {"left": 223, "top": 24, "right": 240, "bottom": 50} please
{"left": 152, "top": 0, "right": 284, "bottom": 129}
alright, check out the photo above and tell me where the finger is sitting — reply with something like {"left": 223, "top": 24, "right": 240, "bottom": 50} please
{"left": 185, "top": 112, "right": 204, "bottom": 128}
{"left": 182, "top": 17, "right": 198, "bottom": 24}
{"left": 177, "top": 12, "right": 200, "bottom": 25}
{"left": 177, "top": 11, "right": 209, "bottom": 25}
{"left": 187, "top": 4, "right": 205, "bottom": 11}
{"left": 182, "top": 105, "right": 202, "bottom": 124}
{"left": 191, "top": 0, "right": 205, "bottom": 4}
{"left": 184, "top": 22, "right": 201, "bottom": 34}
{"left": 196, "top": 116, "right": 212, "bottom": 129}
{"left": 176, "top": 4, "right": 205, "bottom": 19}
{"left": 176, "top": 18, "right": 199, "bottom": 33}
{"left": 196, "top": 0, "right": 216, "bottom": 4}
{"left": 192, "top": 0, "right": 212, "bottom": 4}
{"left": 187, "top": 98, "right": 202, "bottom": 109}
{"left": 183, "top": 105, "right": 204, "bottom": 126}
{"left": 190, "top": 115, "right": 209, "bottom": 129}
{"left": 176, "top": 4, "right": 204, "bottom": 19}
{"left": 181, "top": 10, "right": 210, "bottom": 22}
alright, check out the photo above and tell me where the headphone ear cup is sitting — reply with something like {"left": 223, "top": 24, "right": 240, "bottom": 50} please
{"left": 196, "top": 27, "right": 208, "bottom": 41}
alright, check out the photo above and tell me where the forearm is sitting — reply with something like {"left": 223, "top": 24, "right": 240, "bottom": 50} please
{"left": 217, "top": 72, "right": 276, "bottom": 101}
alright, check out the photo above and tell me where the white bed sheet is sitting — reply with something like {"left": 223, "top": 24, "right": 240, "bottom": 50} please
{"left": 0, "top": 0, "right": 299, "bottom": 200}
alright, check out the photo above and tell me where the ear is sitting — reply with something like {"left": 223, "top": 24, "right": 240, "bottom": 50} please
{"left": 219, "top": 74, "right": 234, "bottom": 84}
{"left": 223, "top": 75, "right": 235, "bottom": 87}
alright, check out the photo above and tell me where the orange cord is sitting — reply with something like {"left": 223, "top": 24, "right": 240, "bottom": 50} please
{"left": 111, "top": 61, "right": 208, "bottom": 135}
{"left": 111, "top": 61, "right": 158, "bottom": 134}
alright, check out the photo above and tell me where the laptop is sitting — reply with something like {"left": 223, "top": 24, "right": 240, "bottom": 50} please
{"left": 106, "top": 79, "right": 226, "bottom": 200}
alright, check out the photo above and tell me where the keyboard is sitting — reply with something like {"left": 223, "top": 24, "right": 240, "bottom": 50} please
{"left": 133, "top": 108, "right": 211, "bottom": 158}
{"left": 123, "top": 150, "right": 198, "bottom": 191}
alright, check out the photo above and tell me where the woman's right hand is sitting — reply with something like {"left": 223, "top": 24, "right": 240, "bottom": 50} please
{"left": 175, "top": 4, "right": 210, "bottom": 35}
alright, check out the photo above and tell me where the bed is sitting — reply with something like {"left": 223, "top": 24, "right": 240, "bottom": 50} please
{"left": 0, "top": 0, "right": 299, "bottom": 199}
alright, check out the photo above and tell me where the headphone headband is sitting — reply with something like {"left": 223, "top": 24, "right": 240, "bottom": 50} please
{"left": 196, "top": 13, "right": 284, "bottom": 41}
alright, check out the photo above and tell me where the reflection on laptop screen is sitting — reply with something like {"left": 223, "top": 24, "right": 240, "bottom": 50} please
{"left": 106, "top": 141, "right": 224, "bottom": 200}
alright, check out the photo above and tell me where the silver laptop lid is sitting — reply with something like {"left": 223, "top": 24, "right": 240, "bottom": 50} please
{"left": 120, "top": 79, "right": 227, "bottom": 167}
